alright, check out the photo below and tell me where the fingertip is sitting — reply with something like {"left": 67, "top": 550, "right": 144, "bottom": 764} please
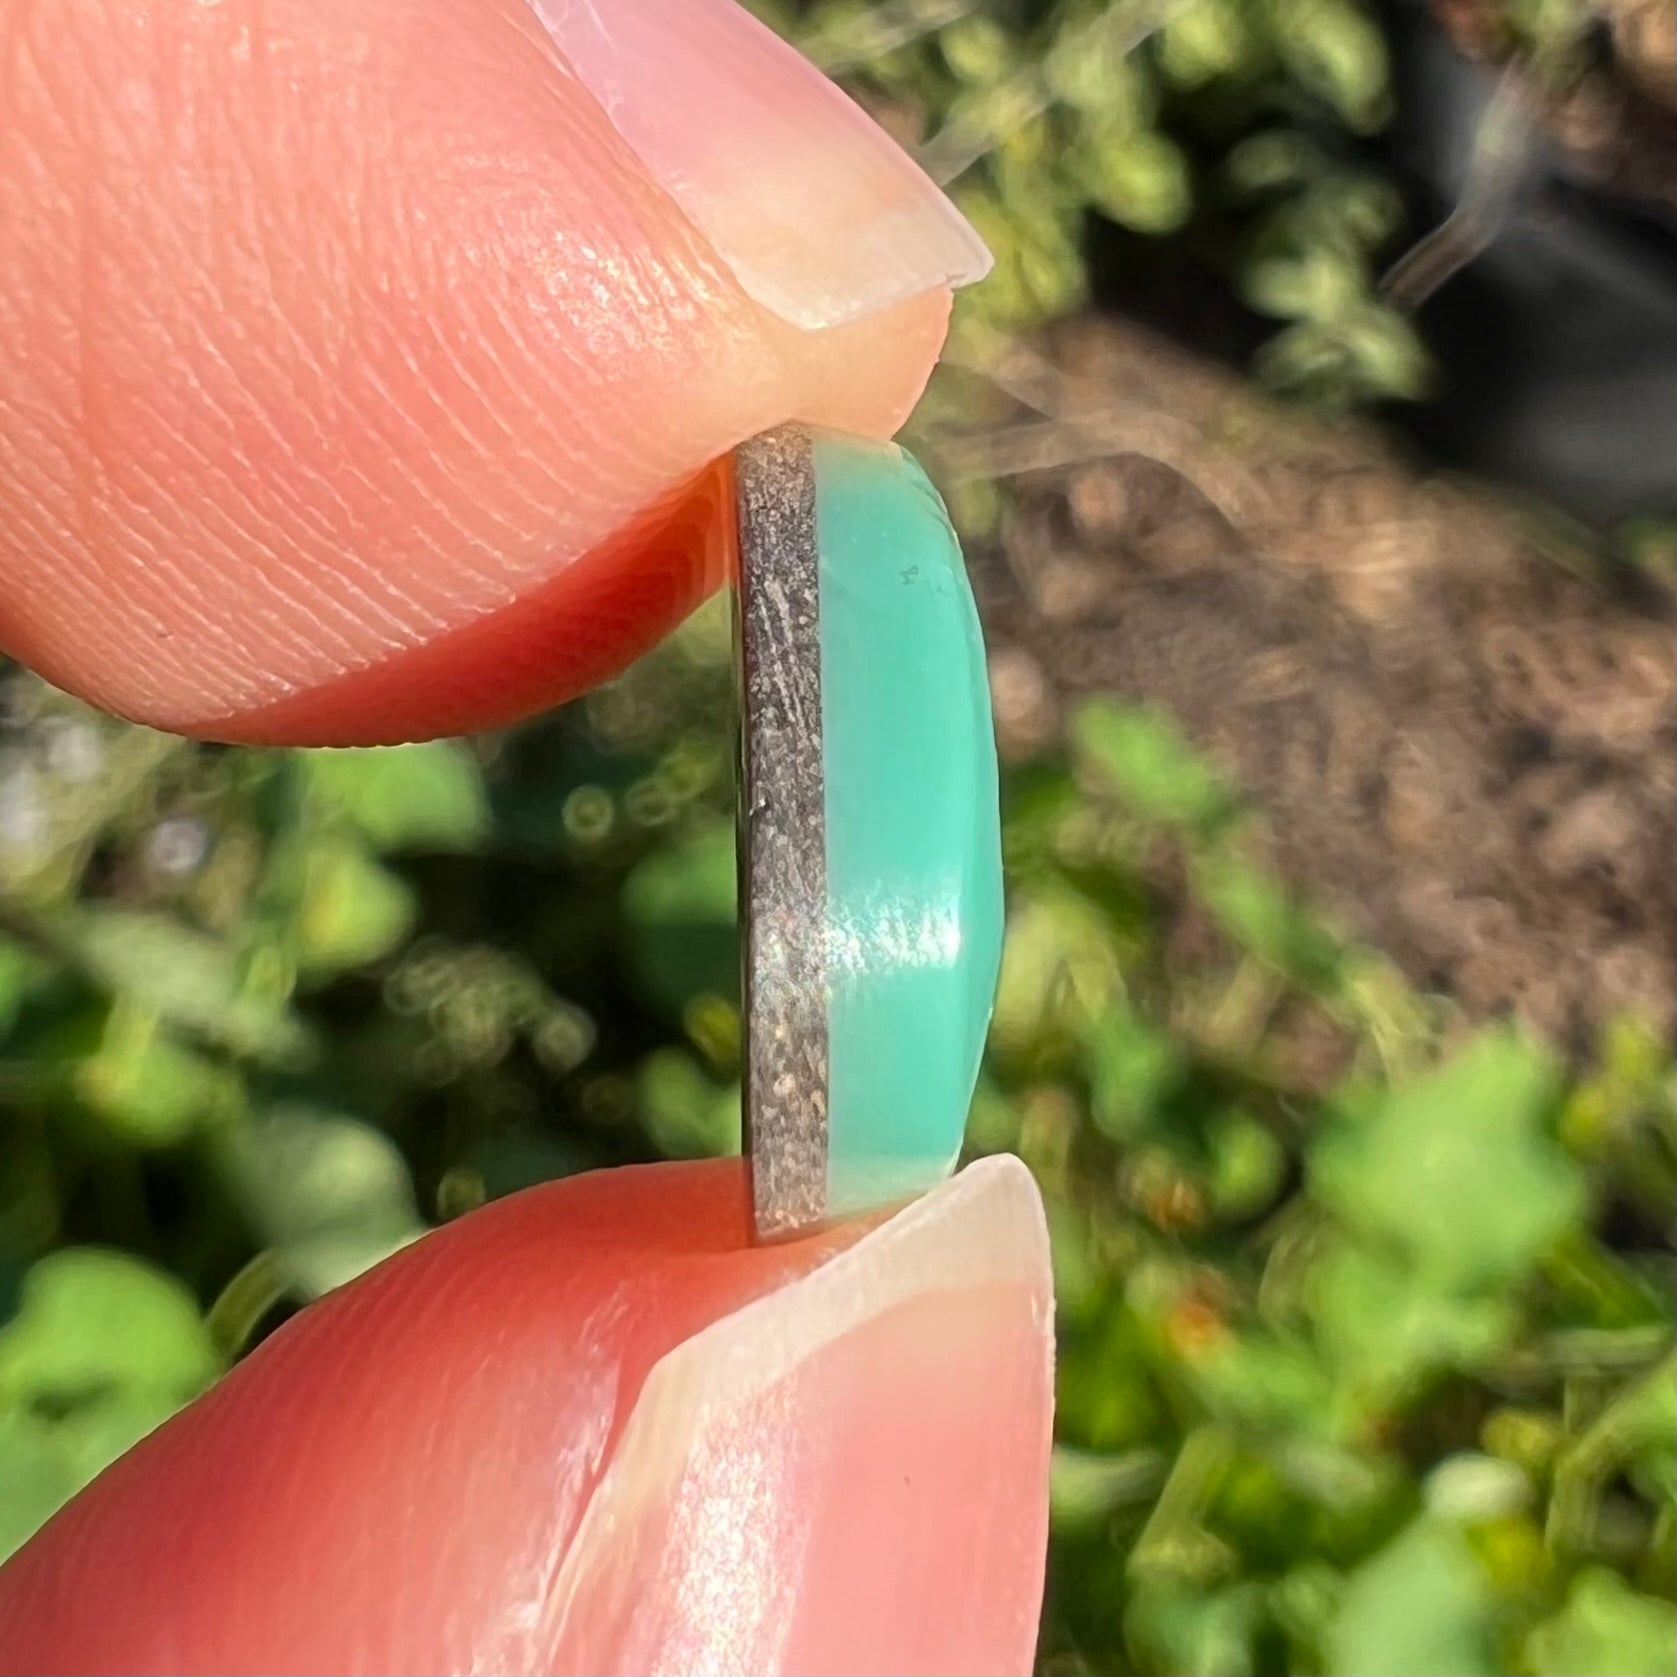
{"left": 550, "top": 1158, "right": 1054, "bottom": 1676}
{"left": 0, "top": 1161, "right": 847, "bottom": 1673}
{"left": 0, "top": 1160, "right": 1052, "bottom": 1677}
{"left": 0, "top": 0, "right": 957, "bottom": 744}
{"left": 196, "top": 288, "right": 952, "bottom": 748}
{"left": 531, "top": 0, "right": 990, "bottom": 332}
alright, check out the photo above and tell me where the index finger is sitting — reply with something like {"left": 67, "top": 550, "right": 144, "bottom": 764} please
{"left": 0, "top": 0, "right": 986, "bottom": 744}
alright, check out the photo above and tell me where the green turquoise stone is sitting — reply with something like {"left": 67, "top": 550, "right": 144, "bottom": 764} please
{"left": 811, "top": 431, "right": 1004, "bottom": 1218}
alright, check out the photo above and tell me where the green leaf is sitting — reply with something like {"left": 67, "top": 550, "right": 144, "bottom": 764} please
{"left": 49, "top": 1387, "right": 190, "bottom": 1486}
{"left": 222, "top": 1104, "right": 423, "bottom": 1298}
{"left": 1423, "top": 1453, "right": 1532, "bottom": 1523}
{"left": 56, "top": 909, "right": 309, "bottom": 1063}
{"left": 1195, "top": 858, "right": 1345, "bottom": 993}
{"left": 73, "top": 1010, "right": 238, "bottom": 1148}
{"left": 990, "top": 886, "right": 1122, "bottom": 1057}
{"left": 297, "top": 838, "right": 417, "bottom": 975}
{"left": 1126, "top": 1581, "right": 1265, "bottom": 1676}
{"left": 0, "top": 1314, "right": 207, "bottom": 1562}
{"left": 1083, "top": 131, "right": 1193, "bottom": 236}
{"left": 28, "top": 1001, "right": 237, "bottom": 1148}
{"left": 1160, "top": 0, "right": 1249, "bottom": 87}
{"left": 1242, "top": 247, "right": 1363, "bottom": 321}
{"left": 621, "top": 819, "right": 739, "bottom": 1017}
{"left": 636, "top": 1048, "right": 740, "bottom": 1160}
{"left": 1085, "top": 1004, "right": 1183, "bottom": 1142}
{"left": 1338, "top": 304, "right": 1435, "bottom": 400}
{"left": 1526, "top": 1567, "right": 1677, "bottom": 1677}
{"left": 1323, "top": 1518, "right": 1496, "bottom": 1676}
{"left": 939, "top": 14, "right": 1014, "bottom": 84}
{"left": 1317, "top": 174, "right": 1406, "bottom": 247}
{"left": 1051, "top": 1445, "right": 1167, "bottom": 1534}
{"left": 1225, "top": 130, "right": 1325, "bottom": 196}
{"left": 0, "top": 1248, "right": 218, "bottom": 1406}
{"left": 964, "top": 1074, "right": 1022, "bottom": 1154}
{"left": 299, "top": 743, "right": 489, "bottom": 852}
{"left": 1275, "top": 0, "right": 1391, "bottom": 132}
{"left": 1207, "top": 1110, "right": 1287, "bottom": 1218}
{"left": 1313, "top": 1244, "right": 1515, "bottom": 1404}
{"left": 1626, "top": 1359, "right": 1677, "bottom": 1503}
{"left": 1046, "top": 1201, "right": 1106, "bottom": 1326}
{"left": 0, "top": 1413, "right": 78, "bottom": 1562}
{"left": 1058, "top": 1307, "right": 1166, "bottom": 1451}
{"left": 1072, "top": 700, "right": 1239, "bottom": 836}
{"left": 1045, "top": 25, "right": 1156, "bottom": 119}
{"left": 1311, "top": 1032, "right": 1584, "bottom": 1287}
{"left": 1186, "top": 1332, "right": 1337, "bottom": 1434}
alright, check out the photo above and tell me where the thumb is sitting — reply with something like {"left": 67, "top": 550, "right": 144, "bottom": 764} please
{"left": 0, "top": 0, "right": 987, "bottom": 745}
{"left": 0, "top": 1158, "right": 1053, "bottom": 1676}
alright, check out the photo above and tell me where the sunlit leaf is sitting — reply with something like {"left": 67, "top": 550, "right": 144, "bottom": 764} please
{"left": 222, "top": 1105, "right": 424, "bottom": 1299}
{"left": 991, "top": 887, "right": 1122, "bottom": 1057}
{"left": 297, "top": 838, "right": 417, "bottom": 975}
{"left": 56, "top": 909, "right": 309, "bottom": 1063}
{"left": 73, "top": 1012, "right": 237, "bottom": 1148}
{"left": 0, "top": 1414, "right": 78, "bottom": 1563}
{"left": 1196, "top": 858, "right": 1346, "bottom": 994}
{"left": 1312, "top": 1032, "right": 1583, "bottom": 1287}
{"left": 299, "top": 743, "right": 489, "bottom": 853}
{"left": 636, "top": 1048, "right": 740, "bottom": 1161}
{"left": 1159, "top": 0, "right": 1248, "bottom": 87}
{"left": 1085, "top": 1004, "right": 1184, "bottom": 1142}
{"left": 0, "top": 1248, "right": 218, "bottom": 1406}
{"left": 1324, "top": 1518, "right": 1496, "bottom": 1676}
{"left": 1276, "top": 0, "right": 1391, "bottom": 132}
{"left": 1072, "top": 702, "right": 1239, "bottom": 836}
{"left": 1084, "top": 130, "right": 1194, "bottom": 235}
{"left": 1526, "top": 1567, "right": 1677, "bottom": 1677}
{"left": 1313, "top": 1244, "right": 1515, "bottom": 1405}
{"left": 1128, "top": 1579, "right": 1267, "bottom": 1673}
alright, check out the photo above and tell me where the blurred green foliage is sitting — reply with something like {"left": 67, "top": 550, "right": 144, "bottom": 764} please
{"left": 1, "top": 613, "right": 1671, "bottom": 1671}
{"left": 990, "top": 703, "right": 1674, "bottom": 1674}
{"left": 1, "top": 4, "right": 1673, "bottom": 1673}
{"left": 752, "top": 0, "right": 1431, "bottom": 404}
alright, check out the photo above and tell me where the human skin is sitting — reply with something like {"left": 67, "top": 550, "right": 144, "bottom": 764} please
{"left": 0, "top": 1159, "right": 1052, "bottom": 1674}
{"left": 0, "top": 1, "right": 1054, "bottom": 1672}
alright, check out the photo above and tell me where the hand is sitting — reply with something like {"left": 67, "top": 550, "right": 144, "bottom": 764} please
{"left": 0, "top": 1160, "right": 1050, "bottom": 1674}
{"left": 0, "top": 2, "right": 1051, "bottom": 1673}
{"left": 0, "top": 0, "right": 989, "bottom": 746}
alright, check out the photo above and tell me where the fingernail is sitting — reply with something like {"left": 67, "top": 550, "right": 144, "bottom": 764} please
{"left": 547, "top": 1156, "right": 1053, "bottom": 1675}
{"left": 527, "top": 0, "right": 993, "bottom": 331}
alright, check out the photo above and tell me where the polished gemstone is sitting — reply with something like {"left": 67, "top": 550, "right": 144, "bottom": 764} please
{"left": 811, "top": 431, "right": 1004, "bottom": 1218}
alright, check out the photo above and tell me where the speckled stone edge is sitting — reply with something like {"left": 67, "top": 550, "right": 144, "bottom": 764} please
{"left": 734, "top": 426, "right": 829, "bottom": 1241}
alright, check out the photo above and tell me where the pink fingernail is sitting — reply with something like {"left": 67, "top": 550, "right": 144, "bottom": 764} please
{"left": 527, "top": 0, "right": 993, "bottom": 331}
{"left": 546, "top": 1156, "right": 1054, "bottom": 1675}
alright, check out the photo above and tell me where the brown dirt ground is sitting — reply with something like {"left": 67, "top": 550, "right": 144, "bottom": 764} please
{"left": 943, "top": 317, "right": 1675, "bottom": 1051}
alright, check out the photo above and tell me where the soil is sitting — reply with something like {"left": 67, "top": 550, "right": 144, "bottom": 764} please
{"left": 943, "top": 316, "right": 1675, "bottom": 1050}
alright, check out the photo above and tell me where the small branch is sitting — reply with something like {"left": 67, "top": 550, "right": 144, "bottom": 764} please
{"left": 917, "top": 0, "right": 1183, "bottom": 188}
{"left": 1381, "top": 68, "right": 1538, "bottom": 311}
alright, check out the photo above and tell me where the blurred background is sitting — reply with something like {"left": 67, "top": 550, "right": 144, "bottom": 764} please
{"left": 1, "top": 0, "right": 1673, "bottom": 1671}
